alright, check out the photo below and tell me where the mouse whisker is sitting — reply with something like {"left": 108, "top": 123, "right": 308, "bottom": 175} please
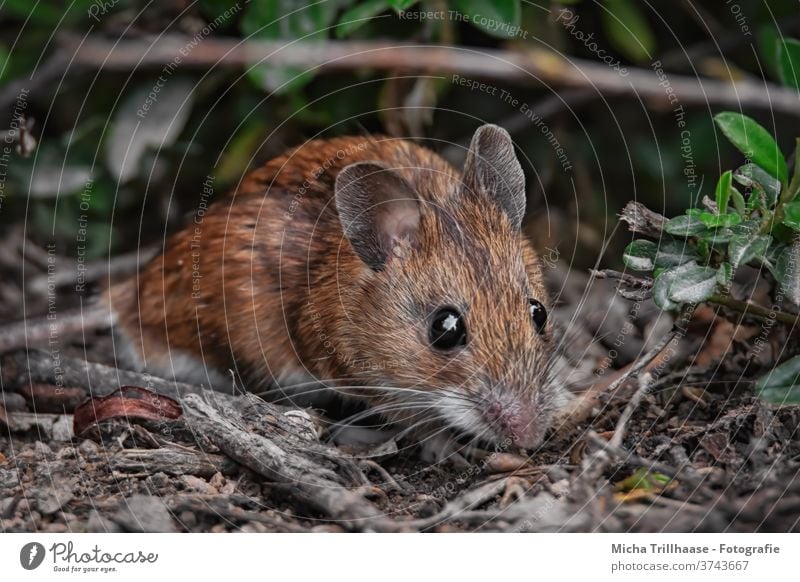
{"left": 263, "top": 382, "right": 441, "bottom": 403}
{"left": 332, "top": 396, "right": 440, "bottom": 427}
{"left": 398, "top": 417, "right": 453, "bottom": 446}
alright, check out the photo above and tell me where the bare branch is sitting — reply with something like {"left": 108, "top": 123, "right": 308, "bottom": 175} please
{"left": 619, "top": 201, "right": 668, "bottom": 238}
{"left": 60, "top": 35, "right": 800, "bottom": 117}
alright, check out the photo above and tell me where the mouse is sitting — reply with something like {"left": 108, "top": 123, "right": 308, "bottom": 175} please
{"left": 103, "top": 124, "right": 570, "bottom": 462}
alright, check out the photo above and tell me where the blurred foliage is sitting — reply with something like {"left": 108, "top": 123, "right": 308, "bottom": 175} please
{"left": 757, "top": 354, "right": 800, "bottom": 404}
{"left": 0, "top": 0, "right": 798, "bottom": 274}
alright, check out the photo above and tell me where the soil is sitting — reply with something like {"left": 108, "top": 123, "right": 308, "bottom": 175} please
{"left": 1, "top": 232, "right": 799, "bottom": 533}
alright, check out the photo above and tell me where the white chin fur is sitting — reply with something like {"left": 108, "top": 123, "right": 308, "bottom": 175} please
{"left": 434, "top": 390, "right": 502, "bottom": 447}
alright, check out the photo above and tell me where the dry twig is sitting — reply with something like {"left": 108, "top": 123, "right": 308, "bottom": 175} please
{"left": 181, "top": 393, "right": 399, "bottom": 532}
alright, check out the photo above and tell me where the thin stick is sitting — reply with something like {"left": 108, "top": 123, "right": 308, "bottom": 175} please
{"left": 610, "top": 371, "right": 653, "bottom": 449}
{"left": 710, "top": 293, "right": 799, "bottom": 327}
{"left": 600, "top": 327, "right": 679, "bottom": 401}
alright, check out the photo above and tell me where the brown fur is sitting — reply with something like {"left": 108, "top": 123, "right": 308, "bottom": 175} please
{"left": 106, "top": 131, "right": 564, "bottom": 453}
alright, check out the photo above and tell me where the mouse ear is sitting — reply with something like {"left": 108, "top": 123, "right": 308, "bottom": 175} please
{"left": 462, "top": 124, "right": 526, "bottom": 230}
{"left": 335, "top": 161, "right": 421, "bottom": 271}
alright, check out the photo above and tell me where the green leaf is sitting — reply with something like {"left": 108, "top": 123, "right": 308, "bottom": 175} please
{"left": 789, "top": 138, "right": 800, "bottom": 202}
{"left": 614, "top": 467, "right": 671, "bottom": 492}
{"left": 601, "top": 0, "right": 656, "bottom": 63}
{"left": 700, "top": 228, "right": 734, "bottom": 245}
{"left": 216, "top": 119, "right": 269, "bottom": 186}
{"left": 756, "top": 355, "right": 800, "bottom": 405}
{"left": 695, "top": 238, "right": 710, "bottom": 261}
{"left": 652, "top": 269, "right": 680, "bottom": 311}
{"left": 623, "top": 239, "right": 657, "bottom": 271}
{"left": 728, "top": 234, "right": 772, "bottom": 269}
{"left": 652, "top": 262, "right": 704, "bottom": 311}
{"left": 730, "top": 218, "right": 763, "bottom": 236}
{"left": 734, "top": 163, "right": 781, "bottom": 207}
{"left": 387, "top": 0, "right": 418, "bottom": 10}
{"left": 730, "top": 185, "right": 746, "bottom": 216}
{"left": 453, "top": 0, "right": 521, "bottom": 38}
{"left": 241, "top": 1, "right": 339, "bottom": 93}
{"left": 3, "top": 0, "right": 98, "bottom": 26}
{"left": 0, "top": 45, "right": 9, "bottom": 82}
{"left": 653, "top": 239, "right": 699, "bottom": 269}
{"left": 667, "top": 264, "right": 718, "bottom": 304}
{"left": 715, "top": 170, "right": 732, "bottom": 214}
{"left": 714, "top": 112, "right": 788, "bottom": 185}
{"left": 783, "top": 200, "right": 800, "bottom": 230}
{"left": 759, "top": 25, "right": 781, "bottom": 79}
{"left": 765, "top": 241, "right": 786, "bottom": 264}
{"left": 776, "top": 240, "right": 800, "bottom": 304}
{"left": 777, "top": 38, "right": 800, "bottom": 91}
{"left": 664, "top": 215, "right": 707, "bottom": 237}
{"left": 336, "top": 0, "right": 390, "bottom": 38}
{"left": 697, "top": 211, "right": 742, "bottom": 229}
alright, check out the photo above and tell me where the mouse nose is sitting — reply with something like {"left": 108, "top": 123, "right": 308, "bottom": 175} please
{"left": 484, "top": 399, "right": 546, "bottom": 450}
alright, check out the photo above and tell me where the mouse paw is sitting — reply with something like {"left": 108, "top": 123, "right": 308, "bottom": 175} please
{"left": 418, "top": 433, "right": 470, "bottom": 467}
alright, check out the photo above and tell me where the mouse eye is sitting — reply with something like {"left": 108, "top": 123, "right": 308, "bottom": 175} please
{"left": 529, "top": 299, "right": 547, "bottom": 333}
{"left": 430, "top": 308, "right": 467, "bottom": 351}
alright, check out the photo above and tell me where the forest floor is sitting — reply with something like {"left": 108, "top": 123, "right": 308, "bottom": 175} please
{"left": 1, "top": 229, "right": 799, "bottom": 533}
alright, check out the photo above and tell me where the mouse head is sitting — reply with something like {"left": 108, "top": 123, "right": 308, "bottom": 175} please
{"left": 333, "top": 125, "right": 562, "bottom": 451}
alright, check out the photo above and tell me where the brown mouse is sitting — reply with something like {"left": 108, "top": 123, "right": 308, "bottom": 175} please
{"left": 104, "top": 124, "right": 568, "bottom": 461}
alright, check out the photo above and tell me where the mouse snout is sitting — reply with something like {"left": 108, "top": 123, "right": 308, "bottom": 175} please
{"left": 483, "top": 397, "right": 547, "bottom": 450}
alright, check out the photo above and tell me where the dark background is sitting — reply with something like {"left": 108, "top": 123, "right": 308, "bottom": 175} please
{"left": 0, "top": 0, "right": 798, "bottom": 297}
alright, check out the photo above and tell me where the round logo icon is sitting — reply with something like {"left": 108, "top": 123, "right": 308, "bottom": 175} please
{"left": 20, "top": 542, "right": 46, "bottom": 570}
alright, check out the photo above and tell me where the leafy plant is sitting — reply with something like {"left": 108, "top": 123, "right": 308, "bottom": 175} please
{"left": 757, "top": 355, "right": 800, "bottom": 404}
{"left": 623, "top": 110, "right": 800, "bottom": 318}
{"left": 618, "top": 31, "right": 800, "bottom": 403}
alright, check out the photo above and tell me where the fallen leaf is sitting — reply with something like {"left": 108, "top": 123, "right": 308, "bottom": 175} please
{"left": 698, "top": 432, "right": 731, "bottom": 461}
{"left": 73, "top": 386, "right": 182, "bottom": 437}
{"left": 614, "top": 467, "right": 673, "bottom": 494}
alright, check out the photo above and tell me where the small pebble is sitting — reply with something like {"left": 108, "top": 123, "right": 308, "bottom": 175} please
{"left": 546, "top": 466, "right": 569, "bottom": 482}
{"left": 33, "top": 441, "right": 52, "bottom": 457}
{"left": 51, "top": 415, "right": 73, "bottom": 442}
{"left": 209, "top": 472, "right": 226, "bottom": 491}
{"left": 412, "top": 494, "right": 441, "bottom": 518}
{"left": 0, "top": 495, "right": 20, "bottom": 516}
{"left": 549, "top": 478, "right": 570, "bottom": 498}
{"left": 485, "top": 452, "right": 530, "bottom": 474}
{"left": 181, "top": 475, "right": 214, "bottom": 494}
{"left": 57, "top": 446, "right": 76, "bottom": 460}
{"left": 78, "top": 439, "right": 100, "bottom": 457}
{"left": 1, "top": 392, "right": 27, "bottom": 411}
{"left": 87, "top": 509, "right": 121, "bottom": 533}
{"left": 34, "top": 484, "right": 74, "bottom": 516}
{"left": 145, "top": 472, "right": 170, "bottom": 490}
{"left": 112, "top": 494, "right": 176, "bottom": 532}
{"left": 179, "top": 511, "right": 197, "bottom": 529}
